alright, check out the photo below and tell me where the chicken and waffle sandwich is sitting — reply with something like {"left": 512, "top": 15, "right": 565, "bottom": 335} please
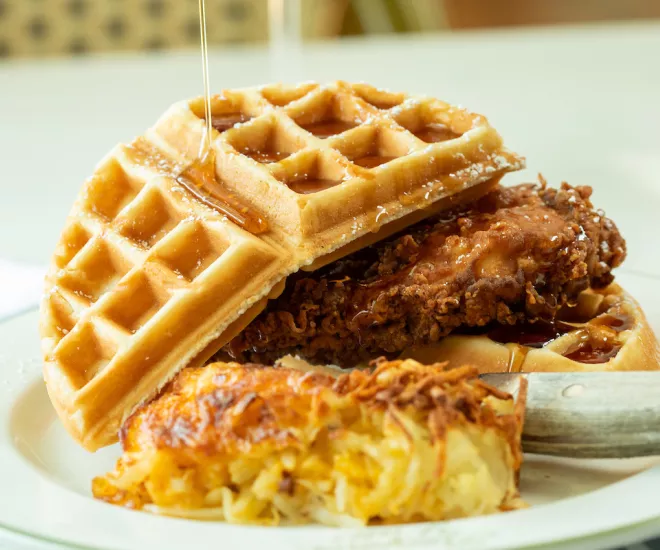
{"left": 40, "top": 81, "right": 524, "bottom": 451}
{"left": 39, "top": 82, "right": 659, "bottom": 526}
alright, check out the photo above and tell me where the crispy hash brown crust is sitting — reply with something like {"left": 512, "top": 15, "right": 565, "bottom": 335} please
{"left": 93, "top": 360, "right": 526, "bottom": 525}
{"left": 226, "top": 181, "right": 626, "bottom": 367}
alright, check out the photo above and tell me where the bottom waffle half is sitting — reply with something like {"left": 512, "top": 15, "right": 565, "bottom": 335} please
{"left": 93, "top": 359, "right": 526, "bottom": 526}
{"left": 403, "top": 283, "right": 660, "bottom": 373}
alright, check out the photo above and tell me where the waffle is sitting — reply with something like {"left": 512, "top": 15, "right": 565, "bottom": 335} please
{"left": 92, "top": 359, "right": 526, "bottom": 525}
{"left": 403, "top": 283, "right": 660, "bottom": 373}
{"left": 40, "top": 81, "right": 524, "bottom": 451}
{"left": 149, "top": 81, "right": 523, "bottom": 259}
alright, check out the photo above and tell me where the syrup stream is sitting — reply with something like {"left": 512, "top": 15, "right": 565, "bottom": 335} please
{"left": 198, "top": 0, "right": 213, "bottom": 160}
{"left": 170, "top": 0, "right": 268, "bottom": 234}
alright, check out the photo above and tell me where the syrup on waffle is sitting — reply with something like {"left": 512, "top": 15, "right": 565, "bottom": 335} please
{"left": 40, "top": 82, "right": 524, "bottom": 450}
{"left": 150, "top": 81, "right": 524, "bottom": 256}
{"left": 404, "top": 284, "right": 660, "bottom": 373}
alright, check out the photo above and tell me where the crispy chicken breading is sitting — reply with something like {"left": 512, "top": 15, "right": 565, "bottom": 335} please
{"left": 93, "top": 359, "right": 526, "bottom": 525}
{"left": 226, "top": 181, "right": 626, "bottom": 366}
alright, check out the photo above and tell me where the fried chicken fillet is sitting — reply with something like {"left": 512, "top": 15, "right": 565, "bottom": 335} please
{"left": 226, "top": 181, "right": 626, "bottom": 367}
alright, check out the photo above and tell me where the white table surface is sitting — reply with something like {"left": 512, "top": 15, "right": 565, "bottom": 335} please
{"left": 1, "top": 21, "right": 659, "bottom": 550}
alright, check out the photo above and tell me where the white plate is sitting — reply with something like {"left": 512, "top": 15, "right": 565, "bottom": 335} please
{"left": 0, "top": 270, "right": 659, "bottom": 550}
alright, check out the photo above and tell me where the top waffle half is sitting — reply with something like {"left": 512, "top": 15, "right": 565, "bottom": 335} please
{"left": 40, "top": 81, "right": 525, "bottom": 450}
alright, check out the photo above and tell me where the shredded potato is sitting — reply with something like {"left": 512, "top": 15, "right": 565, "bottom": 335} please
{"left": 93, "top": 359, "right": 526, "bottom": 526}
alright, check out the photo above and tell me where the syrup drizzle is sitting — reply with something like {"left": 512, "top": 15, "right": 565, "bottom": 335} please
{"left": 124, "top": 139, "right": 268, "bottom": 234}
{"left": 564, "top": 342, "right": 622, "bottom": 364}
{"left": 488, "top": 320, "right": 575, "bottom": 349}
{"left": 177, "top": 155, "right": 268, "bottom": 234}
{"left": 505, "top": 343, "right": 528, "bottom": 373}
{"left": 302, "top": 120, "right": 358, "bottom": 139}
{"left": 163, "top": 0, "right": 267, "bottom": 234}
{"left": 287, "top": 177, "right": 342, "bottom": 195}
{"left": 198, "top": 0, "right": 213, "bottom": 160}
{"left": 414, "top": 123, "right": 460, "bottom": 144}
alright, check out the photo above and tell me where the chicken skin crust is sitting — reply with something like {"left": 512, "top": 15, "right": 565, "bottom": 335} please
{"left": 226, "top": 181, "right": 626, "bottom": 367}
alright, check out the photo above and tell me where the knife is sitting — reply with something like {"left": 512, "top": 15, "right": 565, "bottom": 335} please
{"left": 480, "top": 372, "right": 660, "bottom": 459}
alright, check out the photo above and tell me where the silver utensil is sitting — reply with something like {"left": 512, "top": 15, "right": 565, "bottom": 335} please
{"left": 480, "top": 372, "right": 660, "bottom": 459}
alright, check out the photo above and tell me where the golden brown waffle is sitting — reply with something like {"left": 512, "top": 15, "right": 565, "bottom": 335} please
{"left": 40, "top": 81, "right": 524, "bottom": 450}
{"left": 404, "top": 284, "right": 660, "bottom": 373}
{"left": 149, "top": 81, "right": 523, "bottom": 258}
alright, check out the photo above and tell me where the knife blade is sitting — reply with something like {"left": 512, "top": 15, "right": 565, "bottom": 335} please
{"left": 479, "top": 372, "right": 660, "bottom": 459}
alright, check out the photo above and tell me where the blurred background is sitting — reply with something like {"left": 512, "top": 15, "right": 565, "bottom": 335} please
{"left": 0, "top": 0, "right": 659, "bottom": 59}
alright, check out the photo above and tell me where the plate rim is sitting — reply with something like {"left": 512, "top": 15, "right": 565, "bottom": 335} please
{"left": 3, "top": 509, "right": 660, "bottom": 550}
